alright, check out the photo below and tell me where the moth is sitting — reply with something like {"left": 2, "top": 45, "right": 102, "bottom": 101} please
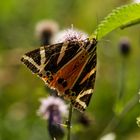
{"left": 21, "top": 38, "right": 97, "bottom": 112}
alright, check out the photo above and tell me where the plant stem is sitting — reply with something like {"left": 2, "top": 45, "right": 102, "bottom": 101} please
{"left": 98, "top": 93, "right": 139, "bottom": 139}
{"left": 117, "top": 58, "right": 125, "bottom": 100}
{"left": 67, "top": 103, "right": 73, "bottom": 140}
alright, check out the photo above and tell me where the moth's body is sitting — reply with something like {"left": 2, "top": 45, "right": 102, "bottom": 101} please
{"left": 21, "top": 38, "right": 97, "bottom": 112}
{"left": 49, "top": 50, "right": 88, "bottom": 95}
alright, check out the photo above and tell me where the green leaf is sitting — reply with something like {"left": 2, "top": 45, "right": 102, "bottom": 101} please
{"left": 90, "top": 3, "right": 140, "bottom": 40}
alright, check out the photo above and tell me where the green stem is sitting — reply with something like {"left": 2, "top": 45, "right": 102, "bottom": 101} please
{"left": 67, "top": 103, "right": 73, "bottom": 140}
{"left": 117, "top": 58, "right": 125, "bottom": 100}
{"left": 98, "top": 93, "right": 139, "bottom": 139}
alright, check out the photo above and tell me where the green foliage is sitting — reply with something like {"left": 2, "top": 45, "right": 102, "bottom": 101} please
{"left": 92, "top": 3, "right": 140, "bottom": 40}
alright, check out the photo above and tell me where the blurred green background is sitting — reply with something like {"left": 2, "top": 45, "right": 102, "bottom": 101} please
{"left": 0, "top": 0, "right": 140, "bottom": 140}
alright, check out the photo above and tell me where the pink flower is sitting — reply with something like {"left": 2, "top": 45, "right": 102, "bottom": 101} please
{"left": 52, "top": 28, "right": 88, "bottom": 43}
{"left": 37, "top": 96, "right": 68, "bottom": 120}
{"left": 37, "top": 96, "right": 68, "bottom": 139}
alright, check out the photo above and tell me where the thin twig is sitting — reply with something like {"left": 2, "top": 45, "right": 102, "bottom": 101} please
{"left": 67, "top": 103, "right": 73, "bottom": 140}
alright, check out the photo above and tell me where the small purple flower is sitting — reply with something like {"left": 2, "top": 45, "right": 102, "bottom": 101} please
{"left": 37, "top": 96, "right": 68, "bottom": 139}
{"left": 37, "top": 96, "right": 68, "bottom": 119}
{"left": 52, "top": 28, "right": 88, "bottom": 43}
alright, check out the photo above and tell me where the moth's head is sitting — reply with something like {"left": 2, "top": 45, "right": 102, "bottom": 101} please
{"left": 90, "top": 37, "right": 98, "bottom": 46}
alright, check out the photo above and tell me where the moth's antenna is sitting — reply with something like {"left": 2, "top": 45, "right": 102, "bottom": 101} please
{"left": 89, "top": 12, "right": 99, "bottom": 41}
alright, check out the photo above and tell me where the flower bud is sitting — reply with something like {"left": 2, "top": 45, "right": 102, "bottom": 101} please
{"left": 48, "top": 105, "right": 64, "bottom": 140}
{"left": 119, "top": 37, "right": 131, "bottom": 56}
{"left": 77, "top": 113, "right": 92, "bottom": 126}
{"left": 35, "top": 20, "right": 59, "bottom": 45}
